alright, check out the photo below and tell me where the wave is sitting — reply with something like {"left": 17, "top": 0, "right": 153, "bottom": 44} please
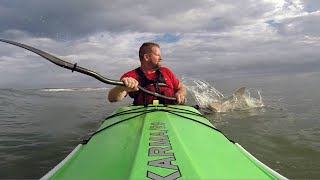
{"left": 39, "top": 87, "right": 110, "bottom": 92}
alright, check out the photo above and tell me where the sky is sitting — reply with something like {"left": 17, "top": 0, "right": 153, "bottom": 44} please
{"left": 0, "top": 0, "right": 319, "bottom": 88}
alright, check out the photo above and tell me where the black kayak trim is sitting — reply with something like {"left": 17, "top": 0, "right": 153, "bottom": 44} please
{"left": 82, "top": 107, "right": 235, "bottom": 145}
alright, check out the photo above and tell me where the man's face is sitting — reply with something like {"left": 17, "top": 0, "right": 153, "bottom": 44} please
{"left": 147, "top": 46, "right": 162, "bottom": 69}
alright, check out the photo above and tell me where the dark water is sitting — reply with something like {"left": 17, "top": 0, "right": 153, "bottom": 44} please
{"left": 0, "top": 73, "right": 320, "bottom": 179}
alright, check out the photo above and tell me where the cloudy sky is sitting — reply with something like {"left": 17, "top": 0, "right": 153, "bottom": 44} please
{"left": 0, "top": 0, "right": 319, "bottom": 88}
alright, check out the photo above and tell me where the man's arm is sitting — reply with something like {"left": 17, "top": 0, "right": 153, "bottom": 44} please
{"left": 108, "top": 77, "right": 139, "bottom": 102}
{"left": 175, "top": 83, "right": 187, "bottom": 104}
{"left": 108, "top": 86, "right": 128, "bottom": 102}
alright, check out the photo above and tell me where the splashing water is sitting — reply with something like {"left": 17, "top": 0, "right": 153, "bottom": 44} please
{"left": 182, "top": 78, "right": 264, "bottom": 112}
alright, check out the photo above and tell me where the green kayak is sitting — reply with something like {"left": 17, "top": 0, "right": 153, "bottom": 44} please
{"left": 41, "top": 105, "right": 287, "bottom": 180}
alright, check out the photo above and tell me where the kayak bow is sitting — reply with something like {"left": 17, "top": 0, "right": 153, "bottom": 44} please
{"left": 41, "top": 105, "right": 287, "bottom": 180}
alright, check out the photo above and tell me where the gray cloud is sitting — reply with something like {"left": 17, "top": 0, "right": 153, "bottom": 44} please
{"left": 0, "top": 0, "right": 320, "bottom": 88}
{"left": 0, "top": 0, "right": 284, "bottom": 38}
{"left": 1, "top": 0, "right": 206, "bottom": 38}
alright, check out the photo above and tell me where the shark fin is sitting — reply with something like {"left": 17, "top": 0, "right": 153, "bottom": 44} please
{"left": 220, "top": 87, "right": 246, "bottom": 102}
{"left": 234, "top": 87, "right": 246, "bottom": 97}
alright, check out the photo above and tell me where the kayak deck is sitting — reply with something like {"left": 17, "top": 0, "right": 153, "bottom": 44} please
{"left": 42, "top": 105, "right": 286, "bottom": 180}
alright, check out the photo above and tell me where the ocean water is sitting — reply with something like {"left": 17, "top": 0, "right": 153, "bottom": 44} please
{"left": 0, "top": 72, "right": 319, "bottom": 179}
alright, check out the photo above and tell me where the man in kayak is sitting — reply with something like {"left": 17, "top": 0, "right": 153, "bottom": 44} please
{"left": 108, "top": 42, "right": 187, "bottom": 105}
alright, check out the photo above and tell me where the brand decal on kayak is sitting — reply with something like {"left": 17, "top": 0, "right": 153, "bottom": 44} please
{"left": 147, "top": 122, "right": 181, "bottom": 180}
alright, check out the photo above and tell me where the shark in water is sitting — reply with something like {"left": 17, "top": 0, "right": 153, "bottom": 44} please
{"left": 198, "top": 87, "right": 263, "bottom": 113}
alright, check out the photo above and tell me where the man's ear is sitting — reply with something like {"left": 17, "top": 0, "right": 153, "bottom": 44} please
{"left": 144, "top": 54, "right": 149, "bottom": 61}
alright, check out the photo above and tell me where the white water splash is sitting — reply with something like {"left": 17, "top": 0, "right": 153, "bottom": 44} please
{"left": 182, "top": 77, "right": 264, "bottom": 112}
{"left": 182, "top": 78, "right": 224, "bottom": 105}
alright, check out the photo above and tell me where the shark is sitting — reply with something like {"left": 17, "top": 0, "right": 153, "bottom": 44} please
{"left": 198, "top": 87, "right": 263, "bottom": 113}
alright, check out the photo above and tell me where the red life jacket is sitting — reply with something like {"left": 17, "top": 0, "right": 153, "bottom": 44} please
{"left": 132, "top": 67, "right": 176, "bottom": 106}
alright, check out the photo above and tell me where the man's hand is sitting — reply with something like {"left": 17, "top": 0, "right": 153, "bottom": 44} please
{"left": 175, "top": 92, "right": 187, "bottom": 105}
{"left": 121, "top": 77, "right": 139, "bottom": 92}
